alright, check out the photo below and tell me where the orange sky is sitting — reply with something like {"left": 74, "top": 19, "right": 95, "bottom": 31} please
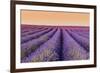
{"left": 21, "top": 10, "right": 90, "bottom": 26}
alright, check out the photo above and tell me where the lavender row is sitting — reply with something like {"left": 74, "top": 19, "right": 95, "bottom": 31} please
{"left": 21, "top": 26, "right": 48, "bottom": 34}
{"left": 62, "top": 29, "right": 89, "bottom": 60}
{"left": 21, "top": 28, "right": 53, "bottom": 43}
{"left": 21, "top": 28, "right": 57, "bottom": 59}
{"left": 21, "top": 28, "right": 61, "bottom": 62}
{"left": 21, "top": 27, "right": 48, "bottom": 37}
{"left": 70, "top": 30, "right": 89, "bottom": 38}
{"left": 66, "top": 29, "right": 89, "bottom": 52}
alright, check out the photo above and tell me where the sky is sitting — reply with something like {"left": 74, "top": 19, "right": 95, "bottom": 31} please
{"left": 21, "top": 10, "right": 90, "bottom": 26}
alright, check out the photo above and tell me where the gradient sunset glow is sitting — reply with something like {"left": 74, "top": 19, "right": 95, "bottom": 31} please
{"left": 21, "top": 10, "right": 90, "bottom": 26}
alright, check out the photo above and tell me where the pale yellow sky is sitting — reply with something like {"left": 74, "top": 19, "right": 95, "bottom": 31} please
{"left": 21, "top": 10, "right": 90, "bottom": 26}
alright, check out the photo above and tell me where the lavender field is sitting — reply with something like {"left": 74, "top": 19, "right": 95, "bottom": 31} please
{"left": 21, "top": 25, "right": 89, "bottom": 63}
